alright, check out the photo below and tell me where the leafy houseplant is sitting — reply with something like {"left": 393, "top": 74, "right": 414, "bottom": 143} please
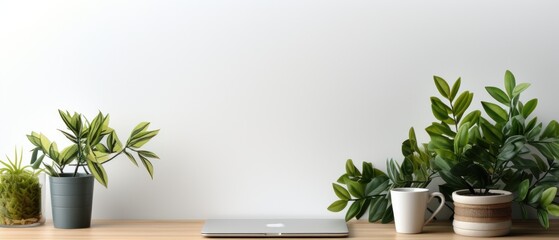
{"left": 328, "top": 71, "right": 559, "bottom": 231}
{"left": 28, "top": 110, "right": 160, "bottom": 187}
{"left": 429, "top": 71, "right": 559, "bottom": 231}
{"left": 327, "top": 128, "right": 435, "bottom": 222}
{"left": 27, "top": 110, "right": 160, "bottom": 228}
{"left": 0, "top": 149, "right": 43, "bottom": 227}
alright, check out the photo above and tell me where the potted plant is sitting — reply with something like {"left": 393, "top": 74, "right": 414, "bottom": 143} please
{"left": 429, "top": 71, "right": 559, "bottom": 236}
{"left": 0, "top": 149, "right": 44, "bottom": 227}
{"left": 328, "top": 71, "right": 559, "bottom": 235}
{"left": 27, "top": 110, "right": 160, "bottom": 228}
{"left": 327, "top": 128, "right": 436, "bottom": 222}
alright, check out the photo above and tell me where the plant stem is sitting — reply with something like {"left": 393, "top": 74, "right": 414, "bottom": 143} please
{"left": 74, "top": 127, "right": 83, "bottom": 177}
{"left": 447, "top": 98, "right": 459, "bottom": 133}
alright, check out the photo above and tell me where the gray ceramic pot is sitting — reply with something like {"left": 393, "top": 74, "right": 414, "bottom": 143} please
{"left": 49, "top": 174, "right": 94, "bottom": 229}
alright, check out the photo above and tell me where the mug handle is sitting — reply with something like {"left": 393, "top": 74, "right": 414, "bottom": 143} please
{"left": 424, "top": 192, "right": 445, "bottom": 226}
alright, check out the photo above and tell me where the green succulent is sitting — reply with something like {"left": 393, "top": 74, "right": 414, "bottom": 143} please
{"left": 27, "top": 110, "right": 160, "bottom": 187}
{"left": 0, "top": 149, "right": 42, "bottom": 226}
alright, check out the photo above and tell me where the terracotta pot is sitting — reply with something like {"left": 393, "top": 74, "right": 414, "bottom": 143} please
{"left": 452, "top": 189, "right": 513, "bottom": 237}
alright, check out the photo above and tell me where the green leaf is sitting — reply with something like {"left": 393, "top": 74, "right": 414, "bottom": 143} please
{"left": 513, "top": 83, "right": 531, "bottom": 97}
{"left": 386, "top": 159, "right": 401, "bottom": 183}
{"left": 337, "top": 174, "right": 349, "bottom": 184}
{"left": 347, "top": 180, "right": 365, "bottom": 198}
{"left": 400, "top": 157, "right": 414, "bottom": 176}
{"left": 39, "top": 134, "right": 52, "bottom": 153}
{"left": 453, "top": 91, "right": 473, "bottom": 120}
{"left": 95, "top": 143, "right": 110, "bottom": 153}
{"left": 59, "top": 145, "right": 78, "bottom": 164}
{"left": 504, "top": 70, "right": 516, "bottom": 97}
{"left": 485, "top": 86, "right": 510, "bottom": 105}
{"left": 368, "top": 197, "right": 387, "bottom": 222}
{"left": 434, "top": 76, "right": 451, "bottom": 99}
{"left": 433, "top": 155, "right": 451, "bottom": 171}
{"left": 533, "top": 154, "right": 548, "bottom": 172}
{"left": 454, "top": 123, "right": 470, "bottom": 153}
{"left": 426, "top": 122, "right": 456, "bottom": 138}
{"left": 356, "top": 198, "right": 371, "bottom": 219}
{"left": 541, "top": 120, "right": 559, "bottom": 139}
{"left": 327, "top": 200, "right": 348, "bottom": 212}
{"left": 537, "top": 208, "right": 550, "bottom": 229}
{"left": 345, "top": 200, "right": 362, "bottom": 221}
{"left": 58, "top": 110, "right": 80, "bottom": 135}
{"left": 516, "top": 179, "right": 530, "bottom": 201}
{"left": 362, "top": 162, "right": 374, "bottom": 180}
{"left": 546, "top": 204, "right": 559, "bottom": 216}
{"left": 26, "top": 132, "right": 42, "bottom": 147}
{"left": 345, "top": 159, "right": 360, "bottom": 177}
{"left": 480, "top": 119, "right": 502, "bottom": 143}
{"left": 526, "top": 124, "right": 542, "bottom": 141}
{"left": 482, "top": 101, "right": 508, "bottom": 123}
{"left": 129, "top": 130, "right": 160, "bottom": 148}
{"left": 365, "top": 175, "right": 389, "bottom": 196}
{"left": 450, "top": 77, "right": 461, "bottom": 101}
{"left": 87, "top": 159, "right": 108, "bottom": 187}
{"left": 30, "top": 148, "right": 39, "bottom": 165}
{"left": 333, "top": 183, "right": 351, "bottom": 200}
{"left": 380, "top": 205, "right": 394, "bottom": 223}
{"left": 528, "top": 186, "right": 546, "bottom": 205}
{"left": 87, "top": 112, "right": 106, "bottom": 146}
{"left": 48, "top": 142, "right": 59, "bottom": 162}
{"left": 439, "top": 170, "right": 468, "bottom": 189}
{"left": 130, "top": 122, "right": 151, "bottom": 138}
{"left": 139, "top": 154, "right": 155, "bottom": 179}
{"left": 431, "top": 97, "right": 451, "bottom": 122}
{"left": 428, "top": 135, "right": 453, "bottom": 152}
{"left": 540, "top": 187, "right": 557, "bottom": 207}
{"left": 522, "top": 99, "right": 538, "bottom": 118}
{"left": 107, "top": 131, "right": 123, "bottom": 152}
{"left": 138, "top": 150, "right": 160, "bottom": 159}
{"left": 58, "top": 129, "right": 78, "bottom": 143}
{"left": 433, "top": 150, "right": 456, "bottom": 169}
{"left": 43, "top": 163, "right": 59, "bottom": 177}
{"left": 124, "top": 150, "right": 139, "bottom": 166}
{"left": 460, "top": 110, "right": 481, "bottom": 127}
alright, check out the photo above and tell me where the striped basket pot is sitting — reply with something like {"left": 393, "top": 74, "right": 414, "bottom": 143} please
{"left": 452, "top": 189, "right": 513, "bottom": 237}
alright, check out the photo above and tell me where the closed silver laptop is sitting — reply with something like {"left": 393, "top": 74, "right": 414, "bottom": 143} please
{"left": 201, "top": 219, "right": 349, "bottom": 237}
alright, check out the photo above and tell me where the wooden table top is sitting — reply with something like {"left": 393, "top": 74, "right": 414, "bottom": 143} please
{"left": 0, "top": 220, "right": 558, "bottom": 239}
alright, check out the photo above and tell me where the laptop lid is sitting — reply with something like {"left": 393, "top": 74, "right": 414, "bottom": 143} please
{"left": 201, "top": 219, "right": 349, "bottom": 237}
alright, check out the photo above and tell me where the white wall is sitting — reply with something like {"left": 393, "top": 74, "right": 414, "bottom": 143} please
{"left": 1, "top": 0, "right": 558, "bottom": 220}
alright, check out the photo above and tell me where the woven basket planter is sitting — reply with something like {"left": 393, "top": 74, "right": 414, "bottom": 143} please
{"left": 452, "top": 189, "right": 513, "bottom": 237}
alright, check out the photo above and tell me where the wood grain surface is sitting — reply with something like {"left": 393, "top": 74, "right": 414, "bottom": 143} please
{"left": 0, "top": 220, "right": 557, "bottom": 239}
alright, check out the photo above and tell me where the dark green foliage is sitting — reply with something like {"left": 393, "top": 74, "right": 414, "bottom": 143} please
{"left": 328, "top": 128, "right": 435, "bottom": 222}
{"left": 427, "top": 71, "right": 559, "bottom": 229}
{"left": 0, "top": 149, "right": 42, "bottom": 226}
{"left": 328, "top": 70, "right": 559, "bottom": 229}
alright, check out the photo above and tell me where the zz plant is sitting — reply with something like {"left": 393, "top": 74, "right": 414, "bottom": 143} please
{"left": 327, "top": 128, "right": 435, "bottom": 222}
{"left": 430, "top": 71, "right": 559, "bottom": 228}
{"left": 328, "top": 70, "right": 559, "bottom": 228}
{"left": 27, "top": 110, "right": 160, "bottom": 187}
{"left": 0, "top": 149, "right": 42, "bottom": 226}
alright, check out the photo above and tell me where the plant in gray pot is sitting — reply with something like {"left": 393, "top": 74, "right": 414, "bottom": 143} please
{"left": 27, "top": 110, "right": 159, "bottom": 229}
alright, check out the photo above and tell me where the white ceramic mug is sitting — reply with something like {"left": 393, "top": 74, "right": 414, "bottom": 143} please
{"left": 390, "top": 188, "right": 445, "bottom": 234}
